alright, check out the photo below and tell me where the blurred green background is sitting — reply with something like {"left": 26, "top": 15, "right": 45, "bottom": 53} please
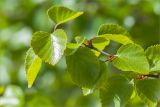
{"left": 0, "top": 0, "right": 159, "bottom": 107}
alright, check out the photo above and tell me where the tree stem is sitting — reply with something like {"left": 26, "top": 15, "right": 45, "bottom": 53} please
{"left": 83, "top": 39, "right": 116, "bottom": 62}
{"left": 92, "top": 47, "right": 111, "bottom": 56}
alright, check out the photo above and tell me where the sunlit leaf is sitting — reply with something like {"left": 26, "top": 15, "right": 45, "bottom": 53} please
{"left": 99, "top": 34, "right": 133, "bottom": 45}
{"left": 65, "top": 36, "right": 85, "bottom": 56}
{"left": 98, "top": 24, "right": 130, "bottom": 36}
{"left": 25, "top": 48, "right": 42, "bottom": 88}
{"left": 145, "top": 45, "right": 160, "bottom": 72}
{"left": 92, "top": 36, "right": 110, "bottom": 56}
{"left": 100, "top": 75, "right": 133, "bottom": 107}
{"left": 31, "top": 29, "right": 67, "bottom": 65}
{"left": 82, "top": 87, "right": 93, "bottom": 96}
{"left": 66, "top": 47, "right": 100, "bottom": 88}
{"left": 112, "top": 44, "right": 149, "bottom": 74}
{"left": 47, "top": 6, "right": 83, "bottom": 25}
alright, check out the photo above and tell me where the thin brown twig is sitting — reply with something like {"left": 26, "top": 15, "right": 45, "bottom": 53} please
{"left": 83, "top": 39, "right": 117, "bottom": 62}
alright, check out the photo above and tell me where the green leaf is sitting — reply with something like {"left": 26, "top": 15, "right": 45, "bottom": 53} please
{"left": 145, "top": 45, "right": 160, "bottom": 72}
{"left": 75, "top": 36, "right": 85, "bottom": 43}
{"left": 31, "top": 29, "right": 67, "bottom": 65}
{"left": 135, "top": 79, "right": 160, "bottom": 102}
{"left": 98, "top": 24, "right": 130, "bottom": 36}
{"left": 81, "top": 61, "right": 109, "bottom": 96}
{"left": 99, "top": 34, "right": 133, "bottom": 45}
{"left": 112, "top": 44, "right": 149, "bottom": 74}
{"left": 25, "top": 48, "right": 42, "bottom": 88}
{"left": 66, "top": 47, "right": 100, "bottom": 88}
{"left": 47, "top": 6, "right": 83, "bottom": 25}
{"left": 95, "top": 61, "right": 109, "bottom": 89}
{"left": 65, "top": 36, "right": 85, "bottom": 56}
{"left": 126, "top": 91, "right": 149, "bottom": 107}
{"left": 82, "top": 87, "right": 93, "bottom": 96}
{"left": 92, "top": 36, "right": 110, "bottom": 56}
{"left": 100, "top": 75, "right": 133, "bottom": 107}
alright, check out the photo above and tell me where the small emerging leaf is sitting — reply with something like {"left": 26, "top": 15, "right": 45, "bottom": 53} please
{"left": 31, "top": 29, "right": 67, "bottom": 65}
{"left": 145, "top": 45, "right": 160, "bottom": 72}
{"left": 25, "top": 48, "right": 42, "bottom": 88}
{"left": 92, "top": 36, "right": 110, "bottom": 56}
{"left": 65, "top": 36, "right": 85, "bottom": 56}
{"left": 112, "top": 44, "right": 149, "bottom": 74}
{"left": 48, "top": 6, "right": 83, "bottom": 25}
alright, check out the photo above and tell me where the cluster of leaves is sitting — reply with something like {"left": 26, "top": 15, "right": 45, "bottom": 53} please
{"left": 25, "top": 6, "right": 160, "bottom": 107}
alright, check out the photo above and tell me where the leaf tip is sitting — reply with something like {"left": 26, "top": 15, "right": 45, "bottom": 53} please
{"left": 28, "top": 84, "right": 32, "bottom": 88}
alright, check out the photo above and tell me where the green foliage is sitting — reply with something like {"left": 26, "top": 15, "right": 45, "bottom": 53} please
{"left": 145, "top": 45, "right": 160, "bottom": 72}
{"left": 100, "top": 75, "right": 133, "bottom": 107}
{"left": 98, "top": 24, "right": 130, "bottom": 36}
{"left": 27, "top": 96, "right": 53, "bottom": 107}
{"left": 31, "top": 29, "right": 67, "bottom": 65}
{"left": 126, "top": 91, "right": 148, "bottom": 107}
{"left": 23, "top": 5, "right": 160, "bottom": 107}
{"left": 92, "top": 36, "right": 110, "bottom": 56}
{"left": 65, "top": 36, "right": 85, "bottom": 56}
{"left": 66, "top": 47, "right": 100, "bottom": 88}
{"left": 0, "top": 85, "right": 25, "bottom": 107}
{"left": 99, "top": 34, "right": 133, "bottom": 45}
{"left": 112, "top": 44, "right": 149, "bottom": 74}
{"left": 25, "top": 48, "right": 42, "bottom": 88}
{"left": 47, "top": 6, "right": 83, "bottom": 25}
{"left": 135, "top": 79, "right": 160, "bottom": 102}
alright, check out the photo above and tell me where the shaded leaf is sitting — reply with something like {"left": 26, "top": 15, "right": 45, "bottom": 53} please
{"left": 81, "top": 61, "right": 109, "bottom": 95}
{"left": 135, "top": 79, "right": 160, "bottom": 102}
{"left": 25, "top": 48, "right": 42, "bottom": 88}
{"left": 48, "top": 6, "right": 83, "bottom": 25}
{"left": 145, "top": 45, "right": 160, "bottom": 72}
{"left": 125, "top": 90, "right": 155, "bottom": 107}
{"left": 94, "top": 61, "right": 109, "bottom": 89}
{"left": 31, "top": 29, "right": 67, "bottom": 65}
{"left": 66, "top": 47, "right": 100, "bottom": 88}
{"left": 100, "top": 75, "right": 133, "bottom": 107}
{"left": 112, "top": 44, "right": 149, "bottom": 74}
{"left": 27, "top": 96, "right": 54, "bottom": 107}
